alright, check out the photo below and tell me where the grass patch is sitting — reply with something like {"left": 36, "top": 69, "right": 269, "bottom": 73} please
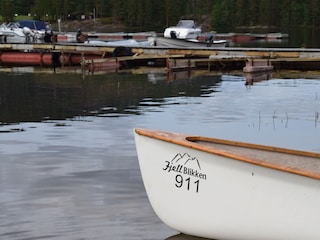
{"left": 15, "top": 15, "right": 34, "bottom": 21}
{"left": 99, "top": 17, "right": 114, "bottom": 25}
{"left": 0, "top": 15, "right": 35, "bottom": 22}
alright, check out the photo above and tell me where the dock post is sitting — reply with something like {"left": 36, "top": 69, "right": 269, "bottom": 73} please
{"left": 81, "top": 52, "right": 85, "bottom": 71}
{"left": 91, "top": 59, "right": 94, "bottom": 74}
{"left": 40, "top": 52, "right": 43, "bottom": 67}
{"left": 51, "top": 51, "right": 61, "bottom": 67}
{"left": 61, "top": 52, "right": 64, "bottom": 67}
{"left": 166, "top": 57, "right": 170, "bottom": 71}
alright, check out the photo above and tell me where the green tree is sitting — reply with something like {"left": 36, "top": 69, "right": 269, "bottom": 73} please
{"left": 1, "top": 0, "right": 14, "bottom": 21}
{"left": 2, "top": 0, "right": 320, "bottom": 32}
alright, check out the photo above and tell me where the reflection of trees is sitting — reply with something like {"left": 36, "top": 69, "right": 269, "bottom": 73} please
{"left": 0, "top": 72, "right": 221, "bottom": 123}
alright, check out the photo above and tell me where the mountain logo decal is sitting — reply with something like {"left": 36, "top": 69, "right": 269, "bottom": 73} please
{"left": 162, "top": 152, "right": 207, "bottom": 180}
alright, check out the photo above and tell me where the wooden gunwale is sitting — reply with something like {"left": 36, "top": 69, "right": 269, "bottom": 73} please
{"left": 135, "top": 128, "right": 320, "bottom": 180}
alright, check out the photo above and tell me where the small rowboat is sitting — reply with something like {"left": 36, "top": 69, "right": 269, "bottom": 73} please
{"left": 134, "top": 128, "right": 320, "bottom": 240}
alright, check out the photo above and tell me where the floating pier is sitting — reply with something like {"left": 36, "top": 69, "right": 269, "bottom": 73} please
{"left": 1, "top": 42, "right": 320, "bottom": 71}
{"left": 57, "top": 31, "right": 156, "bottom": 43}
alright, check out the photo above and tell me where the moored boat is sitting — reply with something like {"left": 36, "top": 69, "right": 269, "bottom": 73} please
{"left": 164, "top": 20, "right": 202, "bottom": 39}
{"left": 17, "top": 20, "right": 47, "bottom": 39}
{"left": 161, "top": 19, "right": 227, "bottom": 48}
{"left": 0, "top": 22, "right": 31, "bottom": 43}
{"left": 0, "top": 20, "right": 47, "bottom": 43}
{"left": 134, "top": 128, "right": 320, "bottom": 240}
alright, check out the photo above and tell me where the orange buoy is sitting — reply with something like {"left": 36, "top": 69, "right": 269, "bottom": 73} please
{"left": 0, "top": 52, "right": 53, "bottom": 66}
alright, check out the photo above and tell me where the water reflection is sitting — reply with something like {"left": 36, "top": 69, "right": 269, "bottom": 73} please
{"left": 0, "top": 67, "right": 222, "bottom": 124}
{"left": 0, "top": 67, "right": 320, "bottom": 240}
{"left": 225, "top": 26, "right": 320, "bottom": 48}
{"left": 244, "top": 71, "right": 273, "bottom": 85}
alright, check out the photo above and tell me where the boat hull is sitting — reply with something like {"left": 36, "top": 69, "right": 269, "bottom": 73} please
{"left": 84, "top": 39, "right": 152, "bottom": 47}
{"left": 134, "top": 128, "right": 320, "bottom": 240}
{"left": 151, "top": 37, "right": 226, "bottom": 48}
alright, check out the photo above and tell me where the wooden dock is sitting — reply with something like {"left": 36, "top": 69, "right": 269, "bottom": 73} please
{"left": 1, "top": 42, "right": 320, "bottom": 70}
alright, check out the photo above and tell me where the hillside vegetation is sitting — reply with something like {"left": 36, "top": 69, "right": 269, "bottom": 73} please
{"left": 1, "top": 0, "right": 320, "bottom": 32}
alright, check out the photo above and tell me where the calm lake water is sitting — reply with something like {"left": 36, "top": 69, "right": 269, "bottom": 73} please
{"left": 227, "top": 26, "right": 320, "bottom": 48}
{"left": 0, "top": 67, "right": 320, "bottom": 240}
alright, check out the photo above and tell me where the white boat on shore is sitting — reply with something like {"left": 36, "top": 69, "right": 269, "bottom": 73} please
{"left": 134, "top": 128, "right": 320, "bottom": 240}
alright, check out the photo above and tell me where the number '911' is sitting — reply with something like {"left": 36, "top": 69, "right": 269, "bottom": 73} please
{"left": 175, "top": 174, "right": 200, "bottom": 193}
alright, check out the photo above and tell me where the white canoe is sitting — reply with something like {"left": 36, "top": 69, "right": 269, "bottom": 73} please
{"left": 134, "top": 128, "right": 320, "bottom": 240}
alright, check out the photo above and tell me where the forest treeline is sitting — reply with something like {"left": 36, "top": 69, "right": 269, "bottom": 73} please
{"left": 1, "top": 0, "right": 320, "bottom": 32}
